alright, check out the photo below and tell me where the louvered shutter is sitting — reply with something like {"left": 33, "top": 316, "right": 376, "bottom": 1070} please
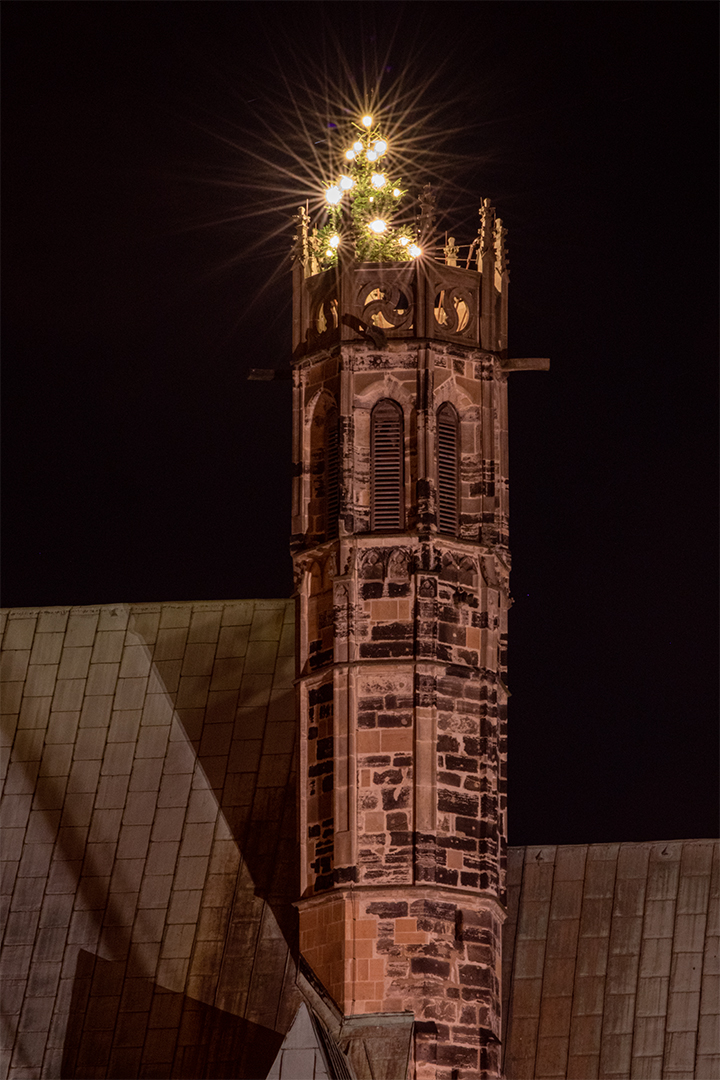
{"left": 371, "top": 400, "right": 404, "bottom": 531}
{"left": 326, "top": 410, "right": 339, "bottom": 539}
{"left": 437, "top": 404, "right": 459, "bottom": 534}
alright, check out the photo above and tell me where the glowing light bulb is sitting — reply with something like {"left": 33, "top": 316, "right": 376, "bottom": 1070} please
{"left": 345, "top": 149, "right": 356, "bottom": 160}
{"left": 362, "top": 115, "right": 372, "bottom": 128}
{"left": 369, "top": 219, "right": 387, "bottom": 234}
{"left": 371, "top": 173, "right": 386, "bottom": 188}
{"left": 408, "top": 244, "right": 422, "bottom": 258}
{"left": 366, "top": 150, "right": 378, "bottom": 162}
{"left": 339, "top": 175, "right": 354, "bottom": 190}
{"left": 393, "top": 188, "right": 401, "bottom": 197}
{"left": 353, "top": 140, "right": 363, "bottom": 152}
{"left": 374, "top": 139, "right": 387, "bottom": 154}
{"left": 326, "top": 248, "right": 334, "bottom": 258}
{"left": 369, "top": 196, "right": 374, "bottom": 202}
{"left": 399, "top": 236, "right": 409, "bottom": 246}
{"left": 329, "top": 235, "right": 340, "bottom": 248}
{"left": 325, "top": 186, "right": 342, "bottom": 205}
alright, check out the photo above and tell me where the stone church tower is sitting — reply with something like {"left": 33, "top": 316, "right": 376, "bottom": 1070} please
{"left": 290, "top": 192, "right": 547, "bottom": 1078}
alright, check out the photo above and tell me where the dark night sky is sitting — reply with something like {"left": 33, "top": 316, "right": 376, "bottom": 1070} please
{"left": 2, "top": 2, "right": 718, "bottom": 848}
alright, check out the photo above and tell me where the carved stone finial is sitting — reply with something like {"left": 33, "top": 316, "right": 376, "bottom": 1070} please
{"left": 292, "top": 204, "right": 310, "bottom": 265}
{"left": 494, "top": 217, "right": 509, "bottom": 276}
{"left": 477, "top": 198, "right": 496, "bottom": 268}
{"left": 443, "top": 235, "right": 459, "bottom": 267}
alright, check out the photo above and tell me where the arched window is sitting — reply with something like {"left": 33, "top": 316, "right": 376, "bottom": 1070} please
{"left": 371, "top": 400, "right": 404, "bottom": 531}
{"left": 326, "top": 409, "right": 339, "bottom": 540}
{"left": 437, "top": 403, "right": 459, "bottom": 534}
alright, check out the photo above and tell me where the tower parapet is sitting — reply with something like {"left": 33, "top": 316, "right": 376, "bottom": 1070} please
{"left": 290, "top": 119, "right": 546, "bottom": 1080}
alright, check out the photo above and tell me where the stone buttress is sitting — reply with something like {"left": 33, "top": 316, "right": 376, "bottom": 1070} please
{"left": 290, "top": 203, "right": 546, "bottom": 1080}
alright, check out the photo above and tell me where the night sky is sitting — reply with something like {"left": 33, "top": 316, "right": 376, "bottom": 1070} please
{"left": 3, "top": 2, "right": 718, "bottom": 848}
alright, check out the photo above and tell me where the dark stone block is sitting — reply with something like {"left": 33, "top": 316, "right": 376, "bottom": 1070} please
{"left": 316, "top": 736, "right": 333, "bottom": 760}
{"left": 357, "top": 712, "right": 376, "bottom": 728}
{"left": 392, "top": 754, "right": 412, "bottom": 768}
{"left": 459, "top": 964, "right": 494, "bottom": 988}
{"left": 373, "top": 769, "right": 403, "bottom": 785}
{"left": 387, "top": 812, "right": 408, "bottom": 830}
{"left": 446, "top": 664, "right": 472, "bottom": 680}
{"left": 321, "top": 774, "right": 334, "bottom": 793}
{"left": 437, "top": 735, "right": 459, "bottom": 753}
{"left": 309, "top": 683, "right": 333, "bottom": 707}
{"left": 381, "top": 787, "right": 410, "bottom": 811}
{"left": 445, "top": 755, "right": 478, "bottom": 773}
{"left": 362, "top": 755, "right": 391, "bottom": 767}
{"left": 463, "top": 737, "right": 481, "bottom": 756}
{"left": 334, "top": 865, "right": 358, "bottom": 884}
{"left": 314, "top": 873, "right": 333, "bottom": 891}
{"left": 437, "top": 835, "right": 476, "bottom": 852}
{"left": 378, "top": 712, "right": 412, "bottom": 727}
{"left": 461, "top": 871, "right": 480, "bottom": 888}
{"left": 437, "top": 1044, "right": 478, "bottom": 1068}
{"left": 308, "top": 760, "right": 333, "bottom": 777}
{"left": 389, "top": 832, "right": 413, "bottom": 847}
{"left": 435, "top": 866, "right": 458, "bottom": 886}
{"left": 438, "top": 790, "right": 479, "bottom": 816}
{"left": 438, "top": 771, "right": 462, "bottom": 788}
{"left": 409, "top": 900, "right": 456, "bottom": 921}
{"left": 371, "top": 622, "right": 413, "bottom": 640}
{"left": 410, "top": 957, "right": 450, "bottom": 977}
{"left": 366, "top": 901, "right": 408, "bottom": 919}
{"left": 360, "top": 582, "right": 384, "bottom": 599}
{"left": 359, "top": 697, "right": 384, "bottom": 711}
{"left": 308, "top": 727, "right": 318, "bottom": 740}
{"left": 388, "top": 582, "right": 411, "bottom": 597}
{"left": 308, "top": 825, "right": 321, "bottom": 837}
{"left": 456, "top": 817, "right": 481, "bottom": 839}
{"left": 360, "top": 642, "right": 414, "bottom": 658}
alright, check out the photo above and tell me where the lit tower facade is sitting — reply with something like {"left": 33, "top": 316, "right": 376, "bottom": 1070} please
{"left": 290, "top": 118, "right": 547, "bottom": 1079}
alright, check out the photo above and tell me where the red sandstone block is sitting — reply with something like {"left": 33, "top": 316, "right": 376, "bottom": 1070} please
{"left": 355, "top": 920, "right": 377, "bottom": 939}
{"left": 380, "top": 730, "right": 413, "bottom": 751}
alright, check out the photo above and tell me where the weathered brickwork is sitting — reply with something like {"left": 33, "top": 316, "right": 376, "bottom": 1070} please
{"left": 292, "top": 248, "right": 513, "bottom": 1077}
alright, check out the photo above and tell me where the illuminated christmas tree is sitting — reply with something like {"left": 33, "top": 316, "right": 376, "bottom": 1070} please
{"left": 311, "top": 115, "right": 422, "bottom": 268}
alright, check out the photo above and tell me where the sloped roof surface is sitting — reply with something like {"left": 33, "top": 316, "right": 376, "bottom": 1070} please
{"left": 0, "top": 600, "right": 302, "bottom": 1079}
{"left": 502, "top": 841, "right": 719, "bottom": 1079}
{"left": 1, "top": 603, "right": 717, "bottom": 1080}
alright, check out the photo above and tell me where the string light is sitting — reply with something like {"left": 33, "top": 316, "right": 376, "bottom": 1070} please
{"left": 366, "top": 150, "right": 378, "bottom": 162}
{"left": 393, "top": 188, "right": 401, "bottom": 197}
{"left": 361, "top": 115, "right": 372, "bottom": 128}
{"left": 399, "top": 236, "right": 408, "bottom": 246}
{"left": 339, "top": 175, "right": 354, "bottom": 190}
{"left": 371, "top": 173, "right": 386, "bottom": 189}
{"left": 408, "top": 244, "right": 421, "bottom": 258}
{"left": 374, "top": 140, "right": 387, "bottom": 155}
{"left": 369, "top": 219, "right": 387, "bottom": 234}
{"left": 353, "top": 140, "right": 363, "bottom": 152}
{"left": 325, "top": 186, "right": 342, "bottom": 205}
{"left": 345, "top": 150, "right": 355, "bottom": 161}
{"left": 329, "top": 235, "right": 340, "bottom": 248}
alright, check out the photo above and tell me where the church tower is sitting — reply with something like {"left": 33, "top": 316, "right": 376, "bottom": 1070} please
{"left": 290, "top": 119, "right": 546, "bottom": 1079}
